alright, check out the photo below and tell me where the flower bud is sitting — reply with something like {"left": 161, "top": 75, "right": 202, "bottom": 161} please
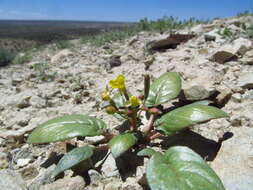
{"left": 130, "top": 96, "right": 142, "bottom": 107}
{"left": 105, "top": 106, "right": 117, "bottom": 114}
{"left": 101, "top": 91, "right": 110, "bottom": 101}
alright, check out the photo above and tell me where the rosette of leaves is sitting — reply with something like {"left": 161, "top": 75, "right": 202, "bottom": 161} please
{"left": 28, "top": 72, "right": 228, "bottom": 190}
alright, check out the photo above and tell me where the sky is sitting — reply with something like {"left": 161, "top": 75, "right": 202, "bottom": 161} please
{"left": 0, "top": 0, "right": 252, "bottom": 22}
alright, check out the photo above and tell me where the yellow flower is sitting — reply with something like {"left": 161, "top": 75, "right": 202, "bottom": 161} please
{"left": 109, "top": 75, "right": 125, "bottom": 91}
{"left": 130, "top": 96, "right": 142, "bottom": 107}
{"left": 105, "top": 106, "right": 117, "bottom": 114}
{"left": 101, "top": 91, "right": 110, "bottom": 101}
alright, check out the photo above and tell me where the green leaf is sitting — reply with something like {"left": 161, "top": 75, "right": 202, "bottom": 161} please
{"left": 27, "top": 114, "right": 106, "bottom": 143}
{"left": 109, "top": 133, "right": 138, "bottom": 158}
{"left": 147, "top": 146, "right": 225, "bottom": 190}
{"left": 155, "top": 104, "right": 228, "bottom": 135}
{"left": 137, "top": 148, "right": 156, "bottom": 157}
{"left": 145, "top": 72, "right": 181, "bottom": 107}
{"left": 52, "top": 146, "right": 93, "bottom": 177}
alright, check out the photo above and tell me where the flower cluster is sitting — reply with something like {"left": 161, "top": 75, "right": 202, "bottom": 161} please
{"left": 101, "top": 75, "right": 142, "bottom": 129}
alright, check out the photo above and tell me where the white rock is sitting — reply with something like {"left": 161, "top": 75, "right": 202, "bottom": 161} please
{"left": 0, "top": 169, "right": 27, "bottom": 190}
{"left": 101, "top": 153, "right": 119, "bottom": 177}
{"left": 237, "top": 72, "right": 253, "bottom": 89}
{"left": 17, "top": 158, "right": 31, "bottom": 167}
{"left": 211, "top": 127, "right": 253, "bottom": 190}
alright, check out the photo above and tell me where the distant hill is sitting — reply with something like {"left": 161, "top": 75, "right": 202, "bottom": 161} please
{"left": 0, "top": 20, "right": 131, "bottom": 42}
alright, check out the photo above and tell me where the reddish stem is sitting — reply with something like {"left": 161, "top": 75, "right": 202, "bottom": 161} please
{"left": 149, "top": 132, "right": 163, "bottom": 140}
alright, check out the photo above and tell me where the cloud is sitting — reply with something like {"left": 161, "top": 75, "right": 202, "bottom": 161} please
{"left": 0, "top": 9, "right": 48, "bottom": 19}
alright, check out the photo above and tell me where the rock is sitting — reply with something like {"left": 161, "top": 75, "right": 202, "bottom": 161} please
{"left": 17, "top": 95, "right": 31, "bottom": 109}
{"left": 84, "top": 136, "right": 105, "bottom": 145}
{"left": 210, "top": 51, "right": 237, "bottom": 64}
{"left": 12, "top": 78, "right": 23, "bottom": 86}
{"left": 204, "top": 29, "right": 225, "bottom": 43}
{"left": 182, "top": 73, "right": 218, "bottom": 101}
{"left": 216, "top": 87, "right": 232, "bottom": 105}
{"left": 0, "top": 169, "right": 27, "bottom": 190}
{"left": 198, "top": 48, "right": 209, "bottom": 55}
{"left": 230, "top": 115, "right": 242, "bottom": 126}
{"left": 237, "top": 73, "right": 253, "bottom": 89}
{"left": 123, "top": 177, "right": 143, "bottom": 190}
{"left": 190, "top": 24, "right": 204, "bottom": 34}
{"left": 147, "top": 33, "right": 195, "bottom": 51}
{"left": 101, "top": 153, "right": 119, "bottom": 177}
{"left": 20, "top": 166, "right": 39, "bottom": 181}
{"left": 38, "top": 176, "right": 85, "bottom": 190}
{"left": 104, "top": 181, "right": 122, "bottom": 190}
{"left": 204, "top": 34, "right": 216, "bottom": 42}
{"left": 211, "top": 127, "right": 253, "bottom": 190}
{"left": 240, "top": 50, "right": 253, "bottom": 65}
{"left": 232, "top": 38, "right": 252, "bottom": 56}
{"left": 17, "top": 158, "right": 31, "bottom": 168}
{"left": 242, "top": 90, "right": 253, "bottom": 100}
{"left": 231, "top": 93, "right": 242, "bottom": 103}
{"left": 88, "top": 169, "right": 102, "bottom": 184}
{"left": 183, "top": 85, "right": 213, "bottom": 101}
{"left": 28, "top": 164, "right": 56, "bottom": 188}
{"left": 0, "top": 152, "right": 8, "bottom": 169}
{"left": 51, "top": 49, "right": 73, "bottom": 63}
{"left": 211, "top": 38, "right": 252, "bottom": 64}
{"left": 109, "top": 55, "right": 122, "bottom": 68}
{"left": 30, "top": 95, "right": 46, "bottom": 108}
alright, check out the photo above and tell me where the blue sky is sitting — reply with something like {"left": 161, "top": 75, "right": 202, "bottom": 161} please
{"left": 0, "top": 0, "right": 252, "bottom": 21}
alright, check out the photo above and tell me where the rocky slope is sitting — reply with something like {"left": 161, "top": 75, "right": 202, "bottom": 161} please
{"left": 0, "top": 15, "right": 253, "bottom": 190}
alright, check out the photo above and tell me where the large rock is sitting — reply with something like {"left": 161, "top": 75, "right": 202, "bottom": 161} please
{"left": 183, "top": 85, "right": 213, "bottom": 101}
{"left": 211, "top": 38, "right": 252, "bottom": 64}
{"left": 147, "top": 33, "right": 195, "bottom": 51}
{"left": 0, "top": 169, "right": 27, "bottom": 190}
{"left": 211, "top": 127, "right": 253, "bottom": 190}
{"left": 237, "top": 72, "right": 253, "bottom": 89}
{"left": 109, "top": 55, "right": 122, "bottom": 68}
{"left": 240, "top": 49, "right": 253, "bottom": 65}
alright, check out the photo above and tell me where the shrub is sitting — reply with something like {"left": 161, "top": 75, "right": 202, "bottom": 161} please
{"left": 55, "top": 40, "right": 72, "bottom": 49}
{"left": 12, "top": 53, "right": 32, "bottom": 65}
{"left": 0, "top": 48, "right": 16, "bottom": 67}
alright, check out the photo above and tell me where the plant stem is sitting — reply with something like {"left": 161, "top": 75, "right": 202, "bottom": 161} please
{"left": 129, "top": 111, "right": 137, "bottom": 131}
{"left": 148, "top": 132, "right": 163, "bottom": 140}
{"left": 101, "top": 130, "right": 115, "bottom": 144}
{"left": 142, "top": 114, "right": 156, "bottom": 136}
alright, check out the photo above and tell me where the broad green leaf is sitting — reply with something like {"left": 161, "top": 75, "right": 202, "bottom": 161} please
{"left": 52, "top": 146, "right": 93, "bottom": 177}
{"left": 155, "top": 104, "right": 228, "bottom": 135}
{"left": 145, "top": 72, "right": 181, "bottom": 107}
{"left": 109, "top": 133, "right": 138, "bottom": 158}
{"left": 137, "top": 148, "right": 156, "bottom": 157}
{"left": 28, "top": 114, "right": 106, "bottom": 143}
{"left": 147, "top": 146, "right": 225, "bottom": 190}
